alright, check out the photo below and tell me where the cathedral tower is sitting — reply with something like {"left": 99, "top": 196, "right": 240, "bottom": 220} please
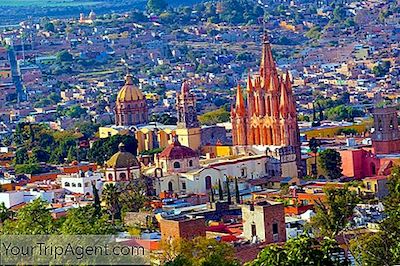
{"left": 176, "top": 81, "right": 201, "bottom": 151}
{"left": 231, "top": 32, "right": 301, "bottom": 162}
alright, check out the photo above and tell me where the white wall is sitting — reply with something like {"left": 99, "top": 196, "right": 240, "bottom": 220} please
{"left": 0, "top": 191, "right": 24, "bottom": 208}
{"left": 61, "top": 173, "right": 102, "bottom": 196}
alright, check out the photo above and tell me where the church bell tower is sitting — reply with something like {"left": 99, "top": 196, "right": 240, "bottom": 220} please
{"left": 175, "top": 81, "right": 201, "bottom": 151}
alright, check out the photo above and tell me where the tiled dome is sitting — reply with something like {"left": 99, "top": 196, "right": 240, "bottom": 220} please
{"left": 159, "top": 138, "right": 197, "bottom": 160}
{"left": 116, "top": 74, "right": 144, "bottom": 102}
{"left": 106, "top": 143, "right": 140, "bottom": 168}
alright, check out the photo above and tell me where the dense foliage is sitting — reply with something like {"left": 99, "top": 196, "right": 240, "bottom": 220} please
{"left": 198, "top": 107, "right": 230, "bottom": 125}
{"left": 88, "top": 134, "right": 138, "bottom": 165}
{"left": 248, "top": 234, "right": 348, "bottom": 266}
{"left": 310, "top": 186, "right": 359, "bottom": 238}
{"left": 163, "top": 237, "right": 239, "bottom": 266}
{"left": 318, "top": 149, "right": 342, "bottom": 179}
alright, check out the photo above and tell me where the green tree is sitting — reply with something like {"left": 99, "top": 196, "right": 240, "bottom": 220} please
{"left": 164, "top": 237, "right": 239, "bottom": 266}
{"left": 119, "top": 179, "right": 149, "bottom": 214}
{"left": 66, "top": 146, "right": 77, "bottom": 163}
{"left": 305, "top": 26, "right": 322, "bottom": 40}
{"left": 60, "top": 205, "right": 115, "bottom": 235}
{"left": 102, "top": 183, "right": 121, "bottom": 225}
{"left": 226, "top": 178, "right": 231, "bottom": 205}
{"left": 198, "top": 108, "right": 230, "bottom": 125}
{"left": 235, "top": 177, "right": 240, "bottom": 204}
{"left": 75, "top": 122, "right": 100, "bottom": 139}
{"left": 319, "top": 149, "right": 342, "bottom": 179}
{"left": 218, "top": 179, "right": 223, "bottom": 201}
{"left": 310, "top": 187, "right": 359, "bottom": 238}
{"left": 65, "top": 105, "right": 87, "bottom": 118}
{"left": 14, "top": 163, "right": 41, "bottom": 175}
{"left": 325, "top": 105, "right": 364, "bottom": 122}
{"left": 88, "top": 135, "right": 138, "bottom": 165}
{"left": 309, "top": 137, "right": 321, "bottom": 177}
{"left": 31, "top": 147, "right": 50, "bottom": 162}
{"left": 0, "top": 202, "right": 12, "bottom": 224}
{"left": 372, "top": 61, "right": 391, "bottom": 77}
{"left": 2, "top": 199, "right": 56, "bottom": 234}
{"left": 56, "top": 50, "right": 73, "bottom": 62}
{"left": 248, "top": 234, "right": 347, "bottom": 266}
{"left": 92, "top": 181, "right": 101, "bottom": 217}
{"left": 337, "top": 128, "right": 357, "bottom": 136}
{"left": 147, "top": 0, "right": 168, "bottom": 14}
{"left": 15, "top": 147, "right": 29, "bottom": 164}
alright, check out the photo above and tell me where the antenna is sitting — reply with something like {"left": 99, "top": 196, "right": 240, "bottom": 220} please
{"left": 258, "top": 0, "right": 269, "bottom": 42}
{"left": 124, "top": 63, "right": 130, "bottom": 75}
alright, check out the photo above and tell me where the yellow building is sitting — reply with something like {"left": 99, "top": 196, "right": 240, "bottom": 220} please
{"left": 99, "top": 124, "right": 176, "bottom": 154}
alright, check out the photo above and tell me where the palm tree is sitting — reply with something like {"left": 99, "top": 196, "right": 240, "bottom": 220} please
{"left": 102, "top": 183, "right": 121, "bottom": 225}
{"left": 309, "top": 137, "right": 321, "bottom": 177}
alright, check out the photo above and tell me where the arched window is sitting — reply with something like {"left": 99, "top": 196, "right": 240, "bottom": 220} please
{"left": 205, "top": 176, "right": 212, "bottom": 190}
{"left": 155, "top": 168, "right": 163, "bottom": 178}
{"left": 119, "top": 173, "right": 127, "bottom": 181}
{"left": 77, "top": 183, "right": 82, "bottom": 187}
{"left": 189, "top": 160, "right": 193, "bottom": 167}
{"left": 108, "top": 173, "right": 113, "bottom": 181}
{"left": 168, "top": 181, "right": 173, "bottom": 192}
{"left": 173, "top": 162, "right": 181, "bottom": 169}
{"left": 64, "top": 182, "right": 70, "bottom": 187}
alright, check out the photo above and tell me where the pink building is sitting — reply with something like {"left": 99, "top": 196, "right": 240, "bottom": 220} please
{"left": 340, "top": 148, "right": 394, "bottom": 179}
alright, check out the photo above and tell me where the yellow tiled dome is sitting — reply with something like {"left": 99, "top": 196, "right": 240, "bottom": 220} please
{"left": 105, "top": 143, "right": 140, "bottom": 168}
{"left": 116, "top": 74, "right": 144, "bottom": 102}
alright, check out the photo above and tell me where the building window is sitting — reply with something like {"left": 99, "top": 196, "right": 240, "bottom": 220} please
{"left": 120, "top": 173, "right": 127, "bottom": 181}
{"left": 371, "top": 163, "right": 376, "bottom": 175}
{"left": 189, "top": 160, "right": 193, "bottom": 167}
{"left": 182, "top": 182, "right": 186, "bottom": 190}
{"left": 168, "top": 181, "right": 173, "bottom": 192}
{"left": 367, "top": 182, "right": 371, "bottom": 190}
{"left": 273, "top": 223, "right": 278, "bottom": 235}
{"left": 108, "top": 174, "right": 113, "bottom": 181}
{"left": 173, "top": 162, "right": 181, "bottom": 169}
{"left": 85, "top": 182, "right": 89, "bottom": 187}
{"left": 251, "top": 223, "right": 256, "bottom": 237}
{"left": 241, "top": 167, "right": 247, "bottom": 177}
{"left": 205, "top": 176, "right": 212, "bottom": 190}
{"left": 64, "top": 182, "right": 70, "bottom": 187}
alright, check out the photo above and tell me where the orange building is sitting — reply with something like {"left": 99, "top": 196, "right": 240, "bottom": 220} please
{"left": 231, "top": 32, "right": 300, "bottom": 163}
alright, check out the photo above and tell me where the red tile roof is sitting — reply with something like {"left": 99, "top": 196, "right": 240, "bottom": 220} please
{"left": 159, "top": 139, "right": 197, "bottom": 160}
